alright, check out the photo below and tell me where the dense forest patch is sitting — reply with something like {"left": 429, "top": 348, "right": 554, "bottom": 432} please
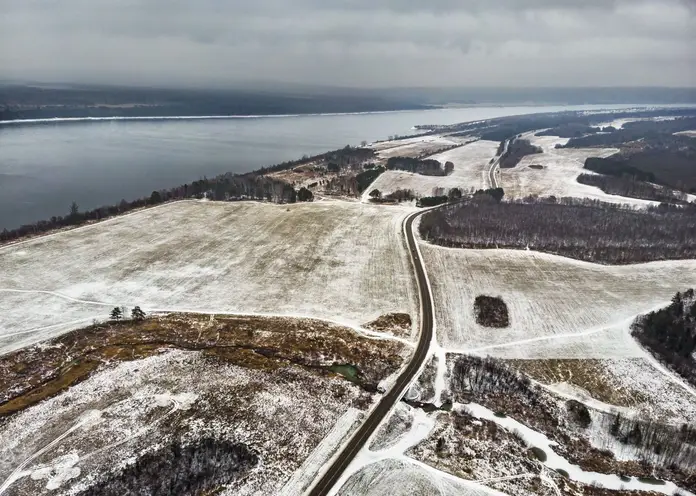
{"left": 385, "top": 156, "right": 450, "bottom": 176}
{"left": 576, "top": 173, "right": 689, "bottom": 203}
{"left": 474, "top": 295, "right": 510, "bottom": 328}
{"left": 562, "top": 117, "right": 696, "bottom": 149}
{"left": 499, "top": 138, "right": 543, "bottom": 168}
{"left": 419, "top": 197, "right": 696, "bottom": 264}
{"left": 583, "top": 150, "right": 696, "bottom": 194}
{"left": 631, "top": 289, "right": 696, "bottom": 387}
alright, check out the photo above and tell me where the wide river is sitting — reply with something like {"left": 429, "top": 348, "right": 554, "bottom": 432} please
{"left": 0, "top": 104, "right": 658, "bottom": 230}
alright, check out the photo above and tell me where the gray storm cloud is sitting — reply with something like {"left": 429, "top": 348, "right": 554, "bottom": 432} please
{"left": 0, "top": 0, "right": 694, "bottom": 87}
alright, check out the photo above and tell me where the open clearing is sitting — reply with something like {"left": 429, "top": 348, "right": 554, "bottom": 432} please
{"left": 420, "top": 244, "right": 696, "bottom": 357}
{"left": 362, "top": 140, "right": 499, "bottom": 200}
{"left": 0, "top": 200, "right": 418, "bottom": 354}
{"left": 499, "top": 134, "right": 654, "bottom": 207}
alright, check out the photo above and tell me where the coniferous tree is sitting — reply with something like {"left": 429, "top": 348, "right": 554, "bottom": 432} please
{"left": 131, "top": 306, "right": 146, "bottom": 321}
{"left": 110, "top": 307, "right": 123, "bottom": 320}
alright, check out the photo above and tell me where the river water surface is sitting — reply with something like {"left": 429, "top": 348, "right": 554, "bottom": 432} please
{"left": 0, "top": 104, "right": 654, "bottom": 230}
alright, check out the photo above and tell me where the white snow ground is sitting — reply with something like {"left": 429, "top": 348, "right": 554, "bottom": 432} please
{"left": 500, "top": 134, "right": 655, "bottom": 207}
{"left": 362, "top": 140, "right": 500, "bottom": 201}
{"left": 0, "top": 200, "right": 419, "bottom": 354}
{"left": 420, "top": 245, "right": 696, "bottom": 357}
{"left": 331, "top": 405, "right": 506, "bottom": 496}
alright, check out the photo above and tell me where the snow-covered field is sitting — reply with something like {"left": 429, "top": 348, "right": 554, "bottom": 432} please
{"left": 0, "top": 200, "right": 418, "bottom": 354}
{"left": 420, "top": 244, "right": 696, "bottom": 357}
{"left": 0, "top": 349, "right": 372, "bottom": 495}
{"left": 337, "top": 458, "right": 505, "bottom": 496}
{"left": 362, "top": 140, "right": 499, "bottom": 201}
{"left": 499, "top": 135, "right": 655, "bottom": 207}
{"left": 371, "top": 135, "right": 467, "bottom": 160}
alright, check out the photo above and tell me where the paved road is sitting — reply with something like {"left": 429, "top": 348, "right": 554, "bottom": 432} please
{"left": 307, "top": 208, "right": 435, "bottom": 496}
{"left": 488, "top": 139, "right": 508, "bottom": 189}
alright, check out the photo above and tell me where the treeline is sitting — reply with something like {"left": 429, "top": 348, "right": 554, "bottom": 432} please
{"left": 599, "top": 411, "right": 696, "bottom": 470}
{"left": 80, "top": 438, "right": 258, "bottom": 496}
{"left": 419, "top": 108, "right": 696, "bottom": 142}
{"left": 584, "top": 156, "right": 656, "bottom": 183}
{"left": 0, "top": 84, "right": 427, "bottom": 120}
{"left": 632, "top": 289, "right": 696, "bottom": 387}
{"left": 419, "top": 196, "right": 696, "bottom": 264}
{"left": 368, "top": 188, "right": 417, "bottom": 204}
{"left": 536, "top": 123, "right": 601, "bottom": 138}
{"left": 386, "top": 156, "right": 451, "bottom": 176}
{"left": 414, "top": 187, "right": 502, "bottom": 207}
{"left": 324, "top": 146, "right": 376, "bottom": 170}
{"left": 583, "top": 150, "right": 696, "bottom": 194}
{"left": 560, "top": 116, "right": 696, "bottom": 194}
{"left": 577, "top": 173, "right": 688, "bottom": 204}
{"left": 499, "top": 138, "right": 543, "bottom": 168}
{"left": 0, "top": 145, "right": 372, "bottom": 243}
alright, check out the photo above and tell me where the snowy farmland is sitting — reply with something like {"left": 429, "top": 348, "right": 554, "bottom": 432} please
{"left": 371, "top": 135, "right": 467, "bottom": 160}
{"left": 499, "top": 134, "right": 655, "bottom": 207}
{"left": 0, "top": 200, "right": 418, "bottom": 354}
{"left": 362, "top": 140, "right": 499, "bottom": 201}
{"left": 420, "top": 244, "right": 696, "bottom": 357}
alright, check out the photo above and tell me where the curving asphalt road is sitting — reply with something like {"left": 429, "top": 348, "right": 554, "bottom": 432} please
{"left": 308, "top": 208, "right": 435, "bottom": 496}
{"left": 488, "top": 139, "right": 508, "bottom": 189}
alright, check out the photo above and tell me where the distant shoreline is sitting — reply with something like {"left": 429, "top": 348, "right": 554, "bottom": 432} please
{"left": 0, "top": 109, "right": 428, "bottom": 126}
{"left": 5, "top": 103, "right": 688, "bottom": 127}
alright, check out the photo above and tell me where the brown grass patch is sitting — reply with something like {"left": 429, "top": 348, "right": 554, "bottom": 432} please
{"left": 363, "top": 313, "right": 413, "bottom": 338}
{"left": 504, "top": 359, "right": 648, "bottom": 407}
{"left": 0, "top": 313, "right": 408, "bottom": 417}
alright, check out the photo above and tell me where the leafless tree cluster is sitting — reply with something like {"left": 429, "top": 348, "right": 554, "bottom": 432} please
{"left": 600, "top": 412, "right": 696, "bottom": 470}
{"left": 450, "top": 355, "right": 535, "bottom": 403}
{"left": 368, "top": 188, "right": 417, "bottom": 203}
{"left": 80, "top": 438, "right": 258, "bottom": 496}
{"left": 386, "top": 156, "right": 448, "bottom": 176}
{"left": 577, "top": 173, "right": 688, "bottom": 204}
{"left": 419, "top": 197, "right": 696, "bottom": 264}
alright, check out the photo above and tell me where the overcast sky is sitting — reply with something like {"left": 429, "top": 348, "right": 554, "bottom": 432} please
{"left": 1, "top": 0, "right": 694, "bottom": 88}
